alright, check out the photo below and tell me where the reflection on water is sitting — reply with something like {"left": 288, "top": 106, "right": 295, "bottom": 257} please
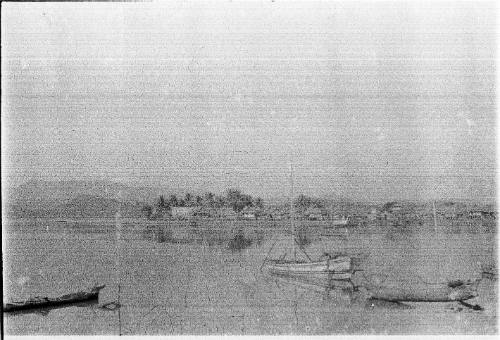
{"left": 264, "top": 271, "right": 355, "bottom": 302}
{"left": 228, "top": 230, "right": 254, "bottom": 252}
{"left": 365, "top": 299, "right": 414, "bottom": 310}
{"left": 3, "top": 218, "right": 497, "bottom": 335}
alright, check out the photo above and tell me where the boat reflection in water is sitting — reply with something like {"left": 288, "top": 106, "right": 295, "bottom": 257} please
{"left": 263, "top": 268, "right": 357, "bottom": 305}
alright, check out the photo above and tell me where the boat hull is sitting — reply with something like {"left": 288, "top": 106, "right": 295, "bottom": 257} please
{"left": 331, "top": 219, "right": 349, "bottom": 226}
{"left": 3, "top": 285, "right": 105, "bottom": 312}
{"left": 264, "top": 257, "right": 352, "bottom": 279}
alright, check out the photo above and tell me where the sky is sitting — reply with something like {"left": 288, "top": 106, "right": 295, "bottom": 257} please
{"left": 1, "top": 2, "right": 496, "bottom": 202}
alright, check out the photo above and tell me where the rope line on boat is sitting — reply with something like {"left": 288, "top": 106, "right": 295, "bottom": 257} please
{"left": 293, "top": 237, "right": 313, "bottom": 262}
{"left": 359, "top": 271, "right": 389, "bottom": 286}
{"left": 260, "top": 235, "right": 278, "bottom": 272}
{"left": 279, "top": 252, "right": 288, "bottom": 262}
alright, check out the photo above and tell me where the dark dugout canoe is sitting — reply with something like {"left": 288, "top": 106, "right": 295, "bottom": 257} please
{"left": 364, "top": 279, "right": 480, "bottom": 302}
{"left": 3, "top": 285, "right": 105, "bottom": 313}
{"left": 4, "top": 299, "right": 99, "bottom": 316}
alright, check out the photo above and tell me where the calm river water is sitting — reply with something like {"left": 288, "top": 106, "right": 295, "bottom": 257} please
{"left": 3, "top": 218, "right": 497, "bottom": 335}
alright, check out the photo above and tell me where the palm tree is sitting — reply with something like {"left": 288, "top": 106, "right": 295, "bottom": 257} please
{"left": 158, "top": 195, "right": 166, "bottom": 208}
{"left": 184, "top": 193, "right": 193, "bottom": 206}
{"left": 214, "top": 195, "right": 225, "bottom": 209}
{"left": 255, "top": 197, "right": 264, "bottom": 209}
{"left": 204, "top": 192, "right": 215, "bottom": 207}
{"left": 169, "top": 194, "right": 178, "bottom": 207}
{"left": 196, "top": 195, "right": 203, "bottom": 206}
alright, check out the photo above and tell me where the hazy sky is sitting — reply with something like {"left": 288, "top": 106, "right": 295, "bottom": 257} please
{"left": 1, "top": 2, "right": 496, "bottom": 202}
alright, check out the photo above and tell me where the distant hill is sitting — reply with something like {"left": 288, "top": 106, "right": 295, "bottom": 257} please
{"left": 6, "top": 179, "right": 143, "bottom": 203}
{"left": 3, "top": 180, "right": 157, "bottom": 218}
{"left": 54, "top": 194, "right": 145, "bottom": 218}
{"left": 6, "top": 194, "right": 147, "bottom": 218}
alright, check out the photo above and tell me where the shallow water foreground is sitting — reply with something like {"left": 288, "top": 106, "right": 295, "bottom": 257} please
{"left": 3, "top": 218, "right": 497, "bottom": 335}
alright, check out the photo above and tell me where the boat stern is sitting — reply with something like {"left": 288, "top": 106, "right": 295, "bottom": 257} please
{"left": 327, "top": 256, "right": 352, "bottom": 272}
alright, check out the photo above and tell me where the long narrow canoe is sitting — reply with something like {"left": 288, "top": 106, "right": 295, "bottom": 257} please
{"left": 364, "top": 279, "right": 480, "bottom": 302}
{"left": 3, "top": 285, "right": 105, "bottom": 312}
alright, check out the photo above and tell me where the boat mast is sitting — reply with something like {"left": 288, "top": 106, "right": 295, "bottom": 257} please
{"left": 432, "top": 201, "right": 438, "bottom": 232}
{"left": 115, "top": 211, "right": 122, "bottom": 336}
{"left": 290, "top": 162, "right": 296, "bottom": 261}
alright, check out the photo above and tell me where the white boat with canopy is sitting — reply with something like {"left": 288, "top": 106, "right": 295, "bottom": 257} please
{"left": 262, "top": 162, "right": 352, "bottom": 280}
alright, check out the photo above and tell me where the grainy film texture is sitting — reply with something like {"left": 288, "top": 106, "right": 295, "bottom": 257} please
{"left": 1, "top": 2, "right": 497, "bottom": 335}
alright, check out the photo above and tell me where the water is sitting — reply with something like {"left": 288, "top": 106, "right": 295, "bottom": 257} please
{"left": 3, "top": 218, "right": 497, "bottom": 335}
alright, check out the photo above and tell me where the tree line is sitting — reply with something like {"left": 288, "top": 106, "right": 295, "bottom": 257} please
{"left": 142, "top": 188, "right": 264, "bottom": 217}
{"left": 293, "top": 194, "right": 325, "bottom": 211}
{"left": 141, "top": 190, "right": 331, "bottom": 218}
